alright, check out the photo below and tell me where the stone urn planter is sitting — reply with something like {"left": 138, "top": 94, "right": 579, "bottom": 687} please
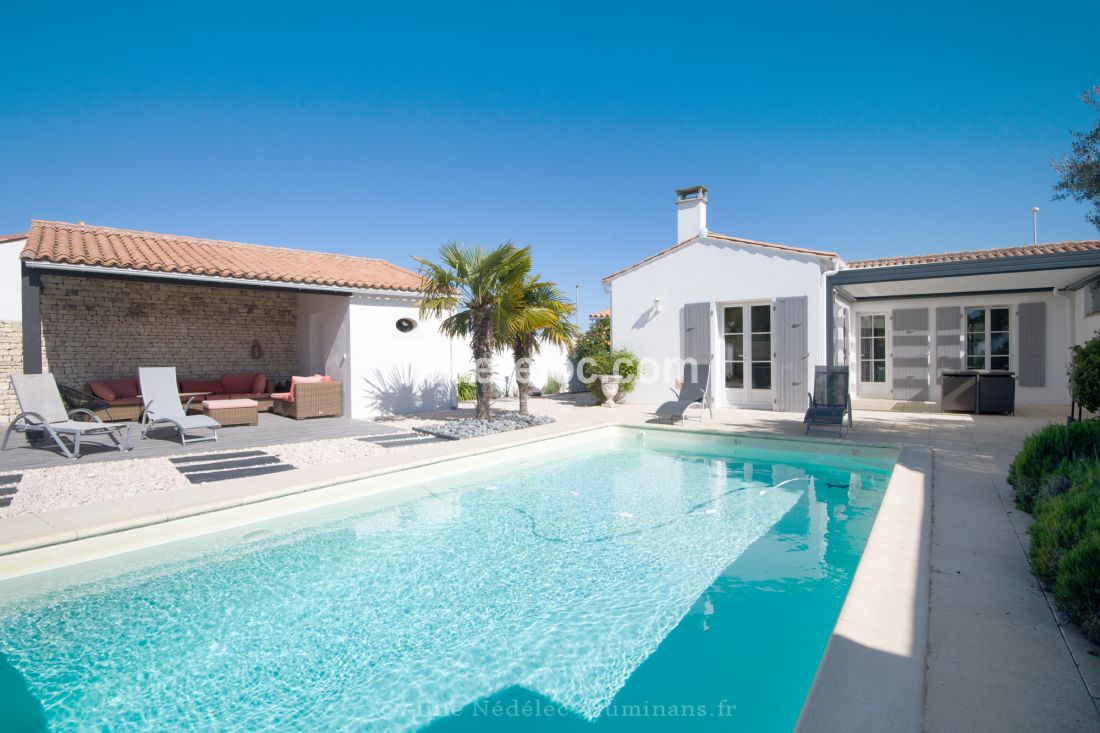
{"left": 596, "top": 374, "right": 623, "bottom": 407}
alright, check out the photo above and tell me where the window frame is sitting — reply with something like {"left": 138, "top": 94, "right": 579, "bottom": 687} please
{"left": 858, "top": 314, "right": 887, "bottom": 384}
{"left": 965, "top": 305, "right": 1012, "bottom": 371}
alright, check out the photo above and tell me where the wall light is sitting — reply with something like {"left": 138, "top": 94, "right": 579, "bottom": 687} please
{"left": 653, "top": 297, "right": 663, "bottom": 314}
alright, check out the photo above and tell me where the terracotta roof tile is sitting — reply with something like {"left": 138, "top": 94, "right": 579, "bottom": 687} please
{"left": 0, "top": 232, "right": 27, "bottom": 243}
{"left": 21, "top": 220, "right": 422, "bottom": 292}
{"left": 602, "top": 231, "right": 837, "bottom": 284}
{"left": 847, "top": 240, "right": 1100, "bottom": 269}
{"left": 589, "top": 308, "right": 610, "bottom": 319}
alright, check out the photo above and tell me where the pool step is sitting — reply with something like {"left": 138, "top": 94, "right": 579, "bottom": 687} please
{"left": 0, "top": 474, "right": 22, "bottom": 508}
{"left": 358, "top": 431, "right": 447, "bottom": 449}
{"left": 170, "top": 451, "right": 295, "bottom": 484}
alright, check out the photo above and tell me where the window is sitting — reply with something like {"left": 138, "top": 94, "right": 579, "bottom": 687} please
{"left": 859, "top": 315, "right": 886, "bottom": 383}
{"left": 966, "top": 307, "right": 1010, "bottom": 371}
{"left": 723, "top": 307, "right": 744, "bottom": 388}
{"left": 750, "top": 305, "right": 771, "bottom": 389}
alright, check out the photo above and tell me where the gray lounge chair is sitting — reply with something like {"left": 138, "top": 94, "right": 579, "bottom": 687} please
{"left": 656, "top": 363, "right": 710, "bottom": 424}
{"left": 139, "top": 367, "right": 219, "bottom": 445}
{"left": 2, "top": 374, "right": 132, "bottom": 459}
{"left": 804, "top": 366, "right": 853, "bottom": 435}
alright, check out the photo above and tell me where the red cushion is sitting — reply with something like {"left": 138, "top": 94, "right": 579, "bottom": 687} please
{"left": 221, "top": 373, "right": 257, "bottom": 394}
{"left": 251, "top": 374, "right": 266, "bottom": 394}
{"left": 106, "top": 396, "right": 143, "bottom": 407}
{"left": 180, "top": 379, "right": 224, "bottom": 394}
{"left": 109, "top": 378, "right": 139, "bottom": 398}
{"left": 89, "top": 380, "right": 117, "bottom": 401}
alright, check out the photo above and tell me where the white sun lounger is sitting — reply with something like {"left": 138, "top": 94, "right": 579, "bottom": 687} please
{"left": 139, "top": 367, "right": 220, "bottom": 445}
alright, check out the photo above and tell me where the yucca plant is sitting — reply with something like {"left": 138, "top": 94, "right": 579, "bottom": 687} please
{"left": 415, "top": 242, "right": 532, "bottom": 421}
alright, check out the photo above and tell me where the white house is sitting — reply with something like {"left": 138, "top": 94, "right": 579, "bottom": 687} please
{"left": 604, "top": 186, "right": 1100, "bottom": 411}
{"left": 0, "top": 220, "right": 570, "bottom": 422}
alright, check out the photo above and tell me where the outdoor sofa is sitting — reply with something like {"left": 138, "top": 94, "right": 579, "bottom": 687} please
{"left": 88, "top": 372, "right": 272, "bottom": 420}
{"left": 270, "top": 375, "right": 343, "bottom": 420}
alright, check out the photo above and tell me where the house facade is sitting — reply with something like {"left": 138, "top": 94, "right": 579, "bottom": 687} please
{"left": 0, "top": 220, "right": 570, "bottom": 422}
{"left": 604, "top": 186, "right": 1100, "bottom": 412}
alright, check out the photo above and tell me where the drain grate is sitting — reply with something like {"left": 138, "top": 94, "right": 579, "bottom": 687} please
{"left": 170, "top": 451, "right": 295, "bottom": 484}
{"left": 358, "top": 432, "right": 447, "bottom": 449}
{"left": 0, "top": 474, "right": 22, "bottom": 508}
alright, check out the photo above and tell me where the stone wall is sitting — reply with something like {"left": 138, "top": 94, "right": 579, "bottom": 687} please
{"left": 39, "top": 275, "right": 298, "bottom": 391}
{"left": 0, "top": 320, "right": 21, "bottom": 421}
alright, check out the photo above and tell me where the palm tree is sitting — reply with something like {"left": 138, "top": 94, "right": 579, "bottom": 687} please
{"left": 415, "top": 242, "right": 533, "bottom": 421}
{"left": 505, "top": 277, "right": 579, "bottom": 416}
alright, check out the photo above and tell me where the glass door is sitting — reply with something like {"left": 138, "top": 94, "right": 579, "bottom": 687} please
{"left": 858, "top": 314, "right": 888, "bottom": 396}
{"left": 723, "top": 304, "right": 773, "bottom": 406}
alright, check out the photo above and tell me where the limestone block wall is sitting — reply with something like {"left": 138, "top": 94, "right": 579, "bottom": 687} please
{"left": 0, "top": 320, "right": 21, "bottom": 421}
{"left": 39, "top": 275, "right": 298, "bottom": 390}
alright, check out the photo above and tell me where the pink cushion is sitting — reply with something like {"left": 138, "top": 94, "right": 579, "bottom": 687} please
{"left": 202, "top": 398, "right": 258, "bottom": 410}
{"left": 180, "top": 379, "right": 224, "bottom": 394}
{"left": 288, "top": 375, "right": 326, "bottom": 401}
{"left": 89, "top": 380, "right": 117, "bottom": 401}
{"left": 221, "top": 373, "right": 257, "bottom": 394}
{"left": 270, "top": 391, "right": 292, "bottom": 402}
{"left": 252, "top": 374, "right": 266, "bottom": 394}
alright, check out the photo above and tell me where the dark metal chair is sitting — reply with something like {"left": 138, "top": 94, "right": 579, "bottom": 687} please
{"left": 804, "top": 366, "right": 852, "bottom": 436}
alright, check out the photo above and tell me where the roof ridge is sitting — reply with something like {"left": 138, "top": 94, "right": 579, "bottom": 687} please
{"left": 30, "top": 219, "right": 408, "bottom": 271}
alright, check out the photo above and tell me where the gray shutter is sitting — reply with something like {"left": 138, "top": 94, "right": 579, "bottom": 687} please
{"left": 891, "top": 308, "right": 930, "bottom": 401}
{"left": 682, "top": 302, "right": 712, "bottom": 364}
{"left": 1017, "top": 302, "right": 1046, "bottom": 387}
{"left": 773, "top": 296, "right": 809, "bottom": 412}
{"left": 934, "top": 306, "right": 962, "bottom": 384}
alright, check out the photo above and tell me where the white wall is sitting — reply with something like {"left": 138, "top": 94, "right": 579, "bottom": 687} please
{"left": 609, "top": 237, "right": 832, "bottom": 407}
{"left": 0, "top": 238, "right": 26, "bottom": 321}
{"left": 452, "top": 339, "right": 573, "bottom": 396}
{"left": 847, "top": 291, "right": 1072, "bottom": 406}
{"left": 296, "top": 292, "right": 352, "bottom": 414}
{"left": 348, "top": 296, "right": 456, "bottom": 419}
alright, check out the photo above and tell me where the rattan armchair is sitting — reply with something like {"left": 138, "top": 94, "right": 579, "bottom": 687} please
{"left": 271, "top": 380, "right": 343, "bottom": 420}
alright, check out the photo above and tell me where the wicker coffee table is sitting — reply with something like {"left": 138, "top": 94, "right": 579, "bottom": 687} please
{"left": 201, "top": 398, "right": 259, "bottom": 427}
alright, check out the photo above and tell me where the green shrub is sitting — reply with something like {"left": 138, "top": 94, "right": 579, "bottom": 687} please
{"left": 1008, "top": 421, "right": 1100, "bottom": 511}
{"left": 1028, "top": 460, "right": 1100, "bottom": 643}
{"left": 578, "top": 348, "right": 640, "bottom": 404}
{"left": 1069, "top": 332, "right": 1100, "bottom": 413}
{"left": 542, "top": 373, "right": 563, "bottom": 395}
{"left": 572, "top": 318, "right": 610, "bottom": 363}
{"left": 456, "top": 373, "right": 476, "bottom": 401}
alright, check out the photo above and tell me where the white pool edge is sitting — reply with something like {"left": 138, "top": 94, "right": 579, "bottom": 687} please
{"left": 794, "top": 444, "right": 932, "bottom": 733}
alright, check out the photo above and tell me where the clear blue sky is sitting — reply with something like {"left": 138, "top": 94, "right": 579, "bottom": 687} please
{"left": 2, "top": 1, "right": 1098, "bottom": 318}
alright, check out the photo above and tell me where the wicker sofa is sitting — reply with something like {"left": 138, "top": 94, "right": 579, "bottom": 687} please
{"left": 270, "top": 375, "right": 343, "bottom": 420}
{"left": 87, "top": 372, "right": 272, "bottom": 421}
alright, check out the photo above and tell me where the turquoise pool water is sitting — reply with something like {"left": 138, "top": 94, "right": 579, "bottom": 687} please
{"left": 0, "top": 429, "right": 894, "bottom": 732}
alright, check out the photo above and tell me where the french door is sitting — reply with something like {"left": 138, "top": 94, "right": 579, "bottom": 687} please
{"left": 858, "top": 314, "right": 888, "bottom": 396}
{"left": 722, "top": 303, "right": 773, "bottom": 406}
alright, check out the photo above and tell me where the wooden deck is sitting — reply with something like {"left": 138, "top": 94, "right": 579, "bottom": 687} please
{"left": 0, "top": 413, "right": 401, "bottom": 472}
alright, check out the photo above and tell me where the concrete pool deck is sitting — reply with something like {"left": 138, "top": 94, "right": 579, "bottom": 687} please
{"left": 0, "top": 399, "right": 1097, "bottom": 731}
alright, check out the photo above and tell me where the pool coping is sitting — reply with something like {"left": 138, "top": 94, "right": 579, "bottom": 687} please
{"left": 795, "top": 443, "right": 932, "bottom": 733}
{"left": 0, "top": 421, "right": 932, "bottom": 732}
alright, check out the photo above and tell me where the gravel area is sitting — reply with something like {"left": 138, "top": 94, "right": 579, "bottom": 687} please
{"left": 415, "top": 414, "right": 555, "bottom": 440}
{"left": 267, "top": 438, "right": 385, "bottom": 468}
{"left": 0, "top": 457, "right": 188, "bottom": 518}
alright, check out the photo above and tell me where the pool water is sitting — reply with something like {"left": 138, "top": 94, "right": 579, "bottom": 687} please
{"left": 0, "top": 429, "right": 894, "bottom": 732}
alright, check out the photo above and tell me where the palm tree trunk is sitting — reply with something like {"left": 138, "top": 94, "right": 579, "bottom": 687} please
{"left": 514, "top": 341, "right": 531, "bottom": 416}
{"left": 472, "top": 310, "right": 494, "bottom": 421}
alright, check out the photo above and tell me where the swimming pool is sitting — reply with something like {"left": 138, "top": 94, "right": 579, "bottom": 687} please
{"left": 0, "top": 427, "right": 896, "bottom": 732}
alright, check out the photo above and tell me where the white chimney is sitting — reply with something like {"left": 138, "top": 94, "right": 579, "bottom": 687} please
{"left": 675, "top": 185, "right": 708, "bottom": 242}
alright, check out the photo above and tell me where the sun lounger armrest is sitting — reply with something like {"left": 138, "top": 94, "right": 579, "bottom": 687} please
{"left": 67, "top": 408, "right": 105, "bottom": 424}
{"left": 10, "top": 410, "right": 48, "bottom": 427}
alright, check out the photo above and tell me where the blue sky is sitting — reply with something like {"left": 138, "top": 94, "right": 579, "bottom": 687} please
{"left": 2, "top": 1, "right": 1098, "bottom": 318}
